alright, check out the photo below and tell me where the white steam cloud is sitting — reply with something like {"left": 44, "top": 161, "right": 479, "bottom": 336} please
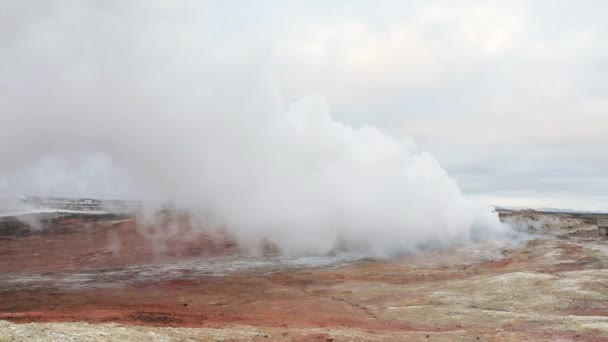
{"left": 0, "top": 1, "right": 509, "bottom": 256}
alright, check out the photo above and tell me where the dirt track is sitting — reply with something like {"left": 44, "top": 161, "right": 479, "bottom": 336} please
{"left": 2, "top": 212, "right": 608, "bottom": 341}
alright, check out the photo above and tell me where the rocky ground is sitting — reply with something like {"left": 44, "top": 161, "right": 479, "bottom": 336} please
{"left": 1, "top": 211, "right": 608, "bottom": 341}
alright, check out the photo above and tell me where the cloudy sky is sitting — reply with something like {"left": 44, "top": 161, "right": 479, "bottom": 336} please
{"left": 212, "top": 0, "right": 607, "bottom": 210}
{"left": 2, "top": 0, "right": 608, "bottom": 211}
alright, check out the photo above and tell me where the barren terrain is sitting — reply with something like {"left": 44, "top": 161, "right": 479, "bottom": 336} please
{"left": 2, "top": 211, "right": 608, "bottom": 341}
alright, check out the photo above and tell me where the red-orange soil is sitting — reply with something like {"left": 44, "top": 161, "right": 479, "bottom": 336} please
{"left": 2, "top": 212, "right": 608, "bottom": 341}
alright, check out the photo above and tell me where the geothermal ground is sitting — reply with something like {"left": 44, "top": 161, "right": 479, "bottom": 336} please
{"left": 2, "top": 211, "right": 608, "bottom": 341}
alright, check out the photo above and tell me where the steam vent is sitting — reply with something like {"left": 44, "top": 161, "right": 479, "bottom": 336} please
{"left": 3, "top": 1, "right": 608, "bottom": 341}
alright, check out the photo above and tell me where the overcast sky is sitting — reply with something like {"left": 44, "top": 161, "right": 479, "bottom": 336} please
{"left": 2, "top": 1, "right": 608, "bottom": 211}
{"left": 210, "top": 0, "right": 608, "bottom": 210}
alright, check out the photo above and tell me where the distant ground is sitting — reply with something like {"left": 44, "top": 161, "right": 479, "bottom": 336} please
{"left": 2, "top": 210, "right": 608, "bottom": 341}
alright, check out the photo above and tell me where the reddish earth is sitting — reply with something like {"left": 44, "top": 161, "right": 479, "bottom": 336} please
{"left": 0, "top": 214, "right": 241, "bottom": 274}
{"left": 1, "top": 213, "right": 386, "bottom": 329}
{"left": 2, "top": 211, "right": 608, "bottom": 341}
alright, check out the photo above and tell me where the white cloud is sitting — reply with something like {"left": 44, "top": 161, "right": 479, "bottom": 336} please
{"left": 0, "top": 0, "right": 511, "bottom": 256}
{"left": 3, "top": 0, "right": 608, "bottom": 211}
{"left": 259, "top": 1, "right": 608, "bottom": 210}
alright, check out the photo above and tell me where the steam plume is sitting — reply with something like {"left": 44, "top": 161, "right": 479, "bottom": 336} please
{"left": 0, "top": 1, "right": 509, "bottom": 255}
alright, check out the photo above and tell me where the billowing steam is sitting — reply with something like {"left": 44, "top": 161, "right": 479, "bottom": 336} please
{"left": 0, "top": 1, "right": 510, "bottom": 256}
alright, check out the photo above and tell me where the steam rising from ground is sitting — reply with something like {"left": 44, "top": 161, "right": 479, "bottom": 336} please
{"left": 0, "top": 1, "right": 510, "bottom": 256}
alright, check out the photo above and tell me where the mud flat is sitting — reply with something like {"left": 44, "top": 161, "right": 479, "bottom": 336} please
{"left": 2, "top": 211, "right": 608, "bottom": 341}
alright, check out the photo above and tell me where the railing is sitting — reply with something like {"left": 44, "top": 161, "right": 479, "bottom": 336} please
{"left": 598, "top": 219, "right": 608, "bottom": 227}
